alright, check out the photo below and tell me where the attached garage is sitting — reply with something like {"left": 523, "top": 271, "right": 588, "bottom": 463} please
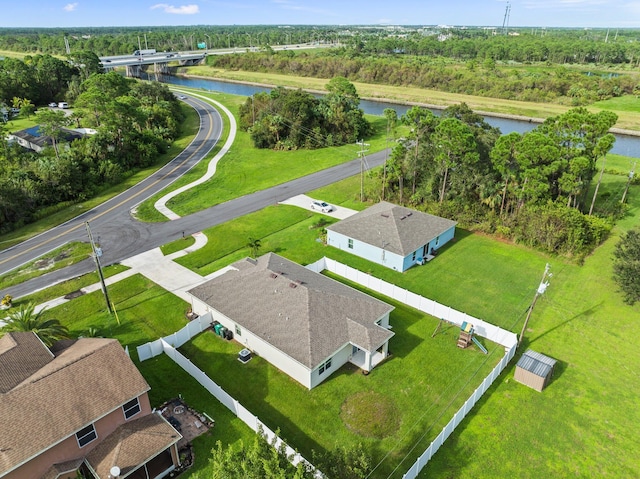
{"left": 514, "top": 349, "right": 557, "bottom": 392}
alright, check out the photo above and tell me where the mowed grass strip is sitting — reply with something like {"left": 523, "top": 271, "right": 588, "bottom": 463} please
{"left": 134, "top": 89, "right": 390, "bottom": 219}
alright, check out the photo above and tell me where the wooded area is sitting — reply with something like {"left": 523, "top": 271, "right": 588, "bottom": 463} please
{"left": 0, "top": 58, "right": 184, "bottom": 233}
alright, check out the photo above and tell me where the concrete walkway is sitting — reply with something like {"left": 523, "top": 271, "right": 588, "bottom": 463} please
{"left": 154, "top": 92, "right": 238, "bottom": 220}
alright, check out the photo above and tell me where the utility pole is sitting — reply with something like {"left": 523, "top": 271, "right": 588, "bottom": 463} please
{"left": 621, "top": 161, "right": 636, "bottom": 205}
{"left": 502, "top": 2, "right": 511, "bottom": 36}
{"left": 356, "top": 140, "right": 370, "bottom": 202}
{"left": 518, "top": 263, "right": 551, "bottom": 348}
{"left": 86, "top": 222, "right": 113, "bottom": 314}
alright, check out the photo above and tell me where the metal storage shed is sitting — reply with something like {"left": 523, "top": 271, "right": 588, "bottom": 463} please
{"left": 514, "top": 349, "right": 557, "bottom": 392}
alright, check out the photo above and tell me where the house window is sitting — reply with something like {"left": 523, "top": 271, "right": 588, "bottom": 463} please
{"left": 76, "top": 424, "right": 97, "bottom": 448}
{"left": 348, "top": 238, "right": 354, "bottom": 249}
{"left": 435, "top": 236, "right": 440, "bottom": 246}
{"left": 319, "top": 358, "right": 333, "bottom": 375}
{"left": 235, "top": 325, "right": 242, "bottom": 336}
{"left": 123, "top": 397, "right": 141, "bottom": 420}
{"left": 412, "top": 251, "right": 417, "bottom": 261}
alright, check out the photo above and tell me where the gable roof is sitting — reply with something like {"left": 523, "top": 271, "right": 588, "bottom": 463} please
{"left": 0, "top": 333, "right": 150, "bottom": 476}
{"left": 188, "top": 253, "right": 394, "bottom": 369}
{"left": 516, "top": 349, "right": 557, "bottom": 378}
{"left": 326, "top": 201, "right": 457, "bottom": 256}
{"left": 85, "top": 413, "right": 181, "bottom": 479}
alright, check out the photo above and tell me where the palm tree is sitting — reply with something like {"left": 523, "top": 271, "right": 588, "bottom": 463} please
{"left": 247, "top": 237, "right": 262, "bottom": 258}
{"left": 2, "top": 302, "right": 69, "bottom": 347}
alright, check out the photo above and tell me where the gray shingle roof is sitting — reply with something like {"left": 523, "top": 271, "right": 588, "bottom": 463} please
{"left": 326, "top": 201, "right": 457, "bottom": 256}
{"left": 516, "top": 349, "right": 557, "bottom": 378}
{"left": 0, "top": 333, "right": 150, "bottom": 476}
{"left": 188, "top": 253, "right": 394, "bottom": 369}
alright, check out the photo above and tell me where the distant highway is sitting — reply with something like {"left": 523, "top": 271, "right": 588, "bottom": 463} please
{"left": 99, "top": 43, "right": 334, "bottom": 67}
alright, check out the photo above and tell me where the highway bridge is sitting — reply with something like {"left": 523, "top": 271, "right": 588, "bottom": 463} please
{"left": 99, "top": 42, "right": 334, "bottom": 77}
{"left": 99, "top": 51, "right": 207, "bottom": 77}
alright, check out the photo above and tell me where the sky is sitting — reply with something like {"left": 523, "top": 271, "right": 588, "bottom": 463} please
{"left": 2, "top": 0, "right": 640, "bottom": 29}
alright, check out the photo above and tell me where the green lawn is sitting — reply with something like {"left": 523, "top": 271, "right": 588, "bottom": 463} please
{"left": 134, "top": 89, "right": 390, "bottom": 221}
{"left": 5, "top": 81, "right": 639, "bottom": 478}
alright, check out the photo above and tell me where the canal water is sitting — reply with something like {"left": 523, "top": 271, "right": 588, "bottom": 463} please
{"left": 149, "top": 74, "right": 639, "bottom": 158}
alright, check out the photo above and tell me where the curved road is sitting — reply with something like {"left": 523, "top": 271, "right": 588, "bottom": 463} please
{"left": 1, "top": 96, "right": 388, "bottom": 299}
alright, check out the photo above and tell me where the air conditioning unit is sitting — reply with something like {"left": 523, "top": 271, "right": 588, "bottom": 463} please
{"left": 238, "top": 348, "right": 252, "bottom": 363}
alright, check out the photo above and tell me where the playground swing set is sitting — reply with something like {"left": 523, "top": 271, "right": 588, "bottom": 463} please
{"left": 432, "top": 319, "right": 488, "bottom": 354}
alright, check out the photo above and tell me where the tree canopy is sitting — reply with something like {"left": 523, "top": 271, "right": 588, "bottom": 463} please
{"left": 612, "top": 228, "right": 640, "bottom": 305}
{"left": 238, "top": 78, "right": 369, "bottom": 150}
{"left": 1, "top": 302, "right": 69, "bottom": 347}
{"left": 0, "top": 67, "right": 184, "bottom": 234}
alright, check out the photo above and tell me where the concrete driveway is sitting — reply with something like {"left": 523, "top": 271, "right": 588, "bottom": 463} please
{"left": 279, "top": 194, "right": 357, "bottom": 220}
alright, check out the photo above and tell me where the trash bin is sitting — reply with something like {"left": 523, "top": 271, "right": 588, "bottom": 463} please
{"left": 214, "top": 323, "right": 223, "bottom": 336}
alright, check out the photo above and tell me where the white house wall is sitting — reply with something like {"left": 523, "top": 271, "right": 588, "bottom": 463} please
{"left": 191, "top": 297, "right": 312, "bottom": 389}
{"left": 310, "top": 343, "right": 352, "bottom": 389}
{"left": 327, "top": 231, "right": 404, "bottom": 271}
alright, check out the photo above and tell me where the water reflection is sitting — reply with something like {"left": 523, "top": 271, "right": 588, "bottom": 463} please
{"left": 145, "top": 73, "right": 638, "bottom": 158}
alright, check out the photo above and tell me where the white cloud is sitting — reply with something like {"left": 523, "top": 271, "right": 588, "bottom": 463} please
{"left": 150, "top": 3, "right": 200, "bottom": 14}
{"left": 63, "top": 2, "right": 78, "bottom": 12}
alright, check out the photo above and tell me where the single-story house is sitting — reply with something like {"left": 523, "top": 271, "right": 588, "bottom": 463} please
{"left": 7, "top": 126, "right": 90, "bottom": 153}
{"left": 187, "top": 253, "right": 395, "bottom": 389}
{"left": 0, "top": 332, "right": 182, "bottom": 479}
{"left": 326, "top": 201, "right": 457, "bottom": 272}
{"left": 514, "top": 349, "right": 557, "bottom": 392}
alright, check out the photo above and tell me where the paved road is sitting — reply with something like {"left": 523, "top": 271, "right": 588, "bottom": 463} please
{"left": 2, "top": 95, "right": 388, "bottom": 299}
{"left": 0, "top": 95, "right": 221, "bottom": 277}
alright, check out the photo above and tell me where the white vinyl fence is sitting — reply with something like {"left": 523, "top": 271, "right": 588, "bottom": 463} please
{"left": 136, "top": 313, "right": 319, "bottom": 475}
{"left": 137, "top": 258, "right": 516, "bottom": 479}
{"left": 306, "top": 257, "right": 518, "bottom": 479}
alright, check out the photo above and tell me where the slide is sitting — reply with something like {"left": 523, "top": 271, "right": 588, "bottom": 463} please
{"left": 472, "top": 336, "right": 488, "bottom": 354}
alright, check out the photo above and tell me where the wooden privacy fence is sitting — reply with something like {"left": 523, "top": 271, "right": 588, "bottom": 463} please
{"left": 306, "top": 257, "right": 518, "bottom": 479}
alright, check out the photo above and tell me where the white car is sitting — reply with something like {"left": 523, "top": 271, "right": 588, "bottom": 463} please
{"left": 48, "top": 102, "right": 57, "bottom": 108}
{"left": 310, "top": 201, "right": 334, "bottom": 213}
{"left": 176, "top": 95, "right": 187, "bottom": 100}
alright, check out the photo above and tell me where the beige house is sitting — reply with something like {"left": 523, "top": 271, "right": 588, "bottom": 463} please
{"left": 0, "top": 332, "right": 182, "bottom": 479}
{"left": 188, "top": 253, "right": 395, "bottom": 389}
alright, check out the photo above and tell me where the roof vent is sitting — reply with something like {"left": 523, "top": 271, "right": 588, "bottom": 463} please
{"left": 407, "top": 212, "right": 413, "bottom": 216}
{"left": 381, "top": 213, "right": 389, "bottom": 218}
{"left": 400, "top": 215, "right": 406, "bottom": 220}
{"left": 270, "top": 272, "right": 278, "bottom": 279}
{"left": 289, "top": 282, "right": 297, "bottom": 289}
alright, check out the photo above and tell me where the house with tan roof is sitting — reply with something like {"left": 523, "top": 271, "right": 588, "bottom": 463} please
{"left": 0, "top": 332, "right": 182, "bottom": 479}
{"left": 326, "top": 201, "right": 457, "bottom": 272}
{"left": 187, "top": 253, "right": 395, "bottom": 389}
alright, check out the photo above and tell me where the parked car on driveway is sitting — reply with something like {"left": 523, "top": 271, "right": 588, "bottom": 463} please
{"left": 310, "top": 201, "right": 334, "bottom": 213}
{"left": 48, "top": 102, "right": 57, "bottom": 108}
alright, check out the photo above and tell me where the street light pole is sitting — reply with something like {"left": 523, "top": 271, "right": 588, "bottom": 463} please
{"left": 86, "top": 221, "right": 113, "bottom": 314}
{"left": 518, "top": 263, "right": 551, "bottom": 348}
